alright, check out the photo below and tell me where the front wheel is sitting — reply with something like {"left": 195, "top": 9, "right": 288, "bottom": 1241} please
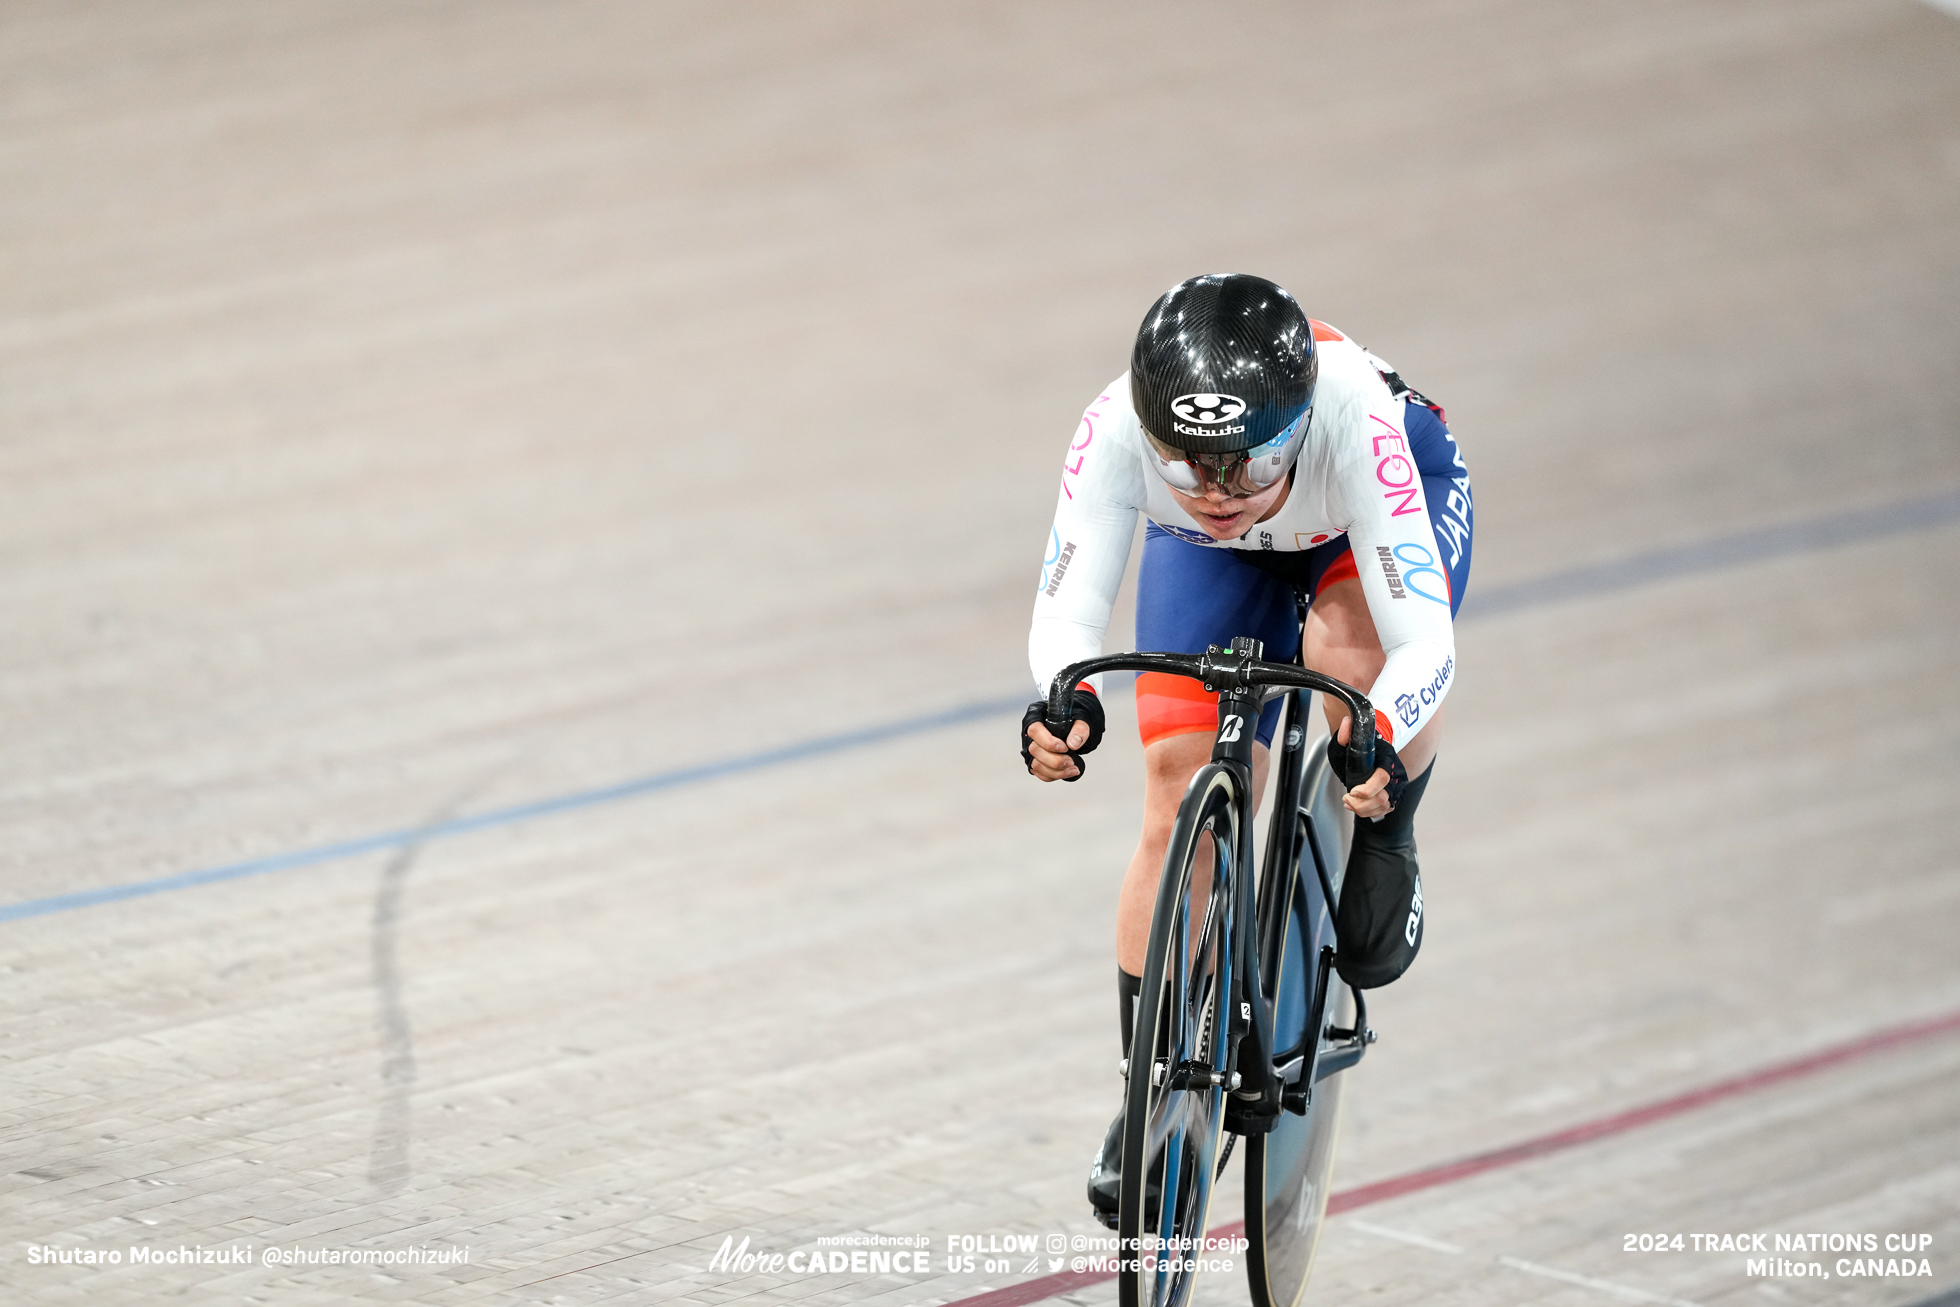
{"left": 1120, "top": 763, "right": 1239, "bottom": 1307}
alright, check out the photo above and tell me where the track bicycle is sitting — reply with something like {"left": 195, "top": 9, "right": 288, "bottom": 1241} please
{"left": 1042, "top": 635, "right": 1378, "bottom": 1307}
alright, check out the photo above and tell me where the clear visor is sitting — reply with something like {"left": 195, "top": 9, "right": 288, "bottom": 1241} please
{"left": 1144, "top": 409, "right": 1311, "bottom": 498}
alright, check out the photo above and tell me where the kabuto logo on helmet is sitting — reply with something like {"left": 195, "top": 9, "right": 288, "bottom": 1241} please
{"left": 1133, "top": 274, "right": 1317, "bottom": 460}
{"left": 1170, "top": 393, "right": 1247, "bottom": 426}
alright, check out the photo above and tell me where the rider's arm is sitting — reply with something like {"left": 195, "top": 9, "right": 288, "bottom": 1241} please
{"left": 1028, "top": 385, "right": 1147, "bottom": 699}
{"left": 1331, "top": 386, "right": 1457, "bottom": 749}
{"left": 1025, "top": 387, "right": 1145, "bottom": 781}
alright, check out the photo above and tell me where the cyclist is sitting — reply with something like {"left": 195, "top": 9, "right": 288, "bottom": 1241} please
{"left": 1020, "top": 273, "right": 1472, "bottom": 1225}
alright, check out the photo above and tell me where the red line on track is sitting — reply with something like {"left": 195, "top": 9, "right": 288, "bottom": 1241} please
{"left": 940, "top": 1007, "right": 1960, "bottom": 1307}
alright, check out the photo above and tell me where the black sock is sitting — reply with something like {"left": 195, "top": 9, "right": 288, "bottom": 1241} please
{"left": 1356, "top": 756, "right": 1436, "bottom": 848}
{"left": 1118, "top": 969, "right": 1140, "bottom": 1055}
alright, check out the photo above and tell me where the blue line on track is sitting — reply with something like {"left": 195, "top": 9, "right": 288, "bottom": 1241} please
{"left": 0, "top": 696, "right": 1026, "bottom": 924}
{"left": 1460, "top": 490, "right": 1960, "bottom": 620}
{"left": 5, "top": 489, "right": 1956, "bottom": 926}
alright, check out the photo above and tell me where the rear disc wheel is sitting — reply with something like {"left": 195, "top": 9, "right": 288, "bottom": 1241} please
{"left": 1245, "top": 750, "right": 1355, "bottom": 1307}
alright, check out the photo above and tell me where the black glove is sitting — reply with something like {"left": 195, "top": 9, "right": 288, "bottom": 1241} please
{"left": 1327, "top": 730, "right": 1408, "bottom": 809}
{"left": 1021, "top": 689, "right": 1106, "bottom": 781}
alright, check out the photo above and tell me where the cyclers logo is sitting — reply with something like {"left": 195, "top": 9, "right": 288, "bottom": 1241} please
{"left": 1418, "top": 656, "right": 1453, "bottom": 709}
{"left": 1170, "top": 392, "right": 1247, "bottom": 440}
{"left": 1393, "top": 656, "right": 1452, "bottom": 729}
{"left": 1219, "top": 715, "right": 1243, "bottom": 744}
{"left": 1405, "top": 873, "right": 1423, "bottom": 946}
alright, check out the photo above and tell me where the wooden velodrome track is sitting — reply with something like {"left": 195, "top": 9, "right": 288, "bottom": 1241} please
{"left": 4, "top": 2, "right": 1959, "bottom": 1304}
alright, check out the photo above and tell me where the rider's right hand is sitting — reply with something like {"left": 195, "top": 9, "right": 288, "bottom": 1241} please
{"left": 1022, "top": 690, "right": 1105, "bottom": 782}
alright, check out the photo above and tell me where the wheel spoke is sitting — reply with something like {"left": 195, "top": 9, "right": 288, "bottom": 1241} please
{"left": 1144, "top": 1090, "right": 1180, "bottom": 1158}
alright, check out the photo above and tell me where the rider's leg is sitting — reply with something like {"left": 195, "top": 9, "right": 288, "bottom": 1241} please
{"left": 1115, "top": 733, "right": 1270, "bottom": 975}
{"left": 1123, "top": 528, "right": 1300, "bottom": 976}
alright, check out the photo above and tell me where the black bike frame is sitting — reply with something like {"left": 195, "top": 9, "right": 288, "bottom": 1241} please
{"left": 1045, "top": 637, "right": 1377, "bottom": 1130}
{"left": 1253, "top": 684, "right": 1369, "bottom": 1112}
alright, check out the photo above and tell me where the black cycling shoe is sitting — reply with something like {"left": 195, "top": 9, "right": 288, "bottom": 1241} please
{"left": 1334, "top": 828, "right": 1423, "bottom": 989}
{"left": 1332, "top": 759, "right": 1434, "bottom": 990}
{"left": 1086, "top": 1109, "right": 1123, "bottom": 1229}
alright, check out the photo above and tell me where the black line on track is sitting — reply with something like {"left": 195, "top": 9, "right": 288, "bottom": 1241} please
{"left": 367, "top": 836, "right": 421, "bottom": 1195}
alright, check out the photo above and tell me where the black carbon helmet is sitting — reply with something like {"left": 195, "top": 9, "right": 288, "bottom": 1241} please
{"left": 1130, "top": 274, "right": 1317, "bottom": 457}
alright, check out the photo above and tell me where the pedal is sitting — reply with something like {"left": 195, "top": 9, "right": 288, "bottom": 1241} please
{"left": 1325, "top": 1023, "right": 1378, "bottom": 1045}
{"left": 1224, "top": 1094, "right": 1282, "bottom": 1136}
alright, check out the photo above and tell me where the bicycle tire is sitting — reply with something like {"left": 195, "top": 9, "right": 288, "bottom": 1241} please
{"left": 1120, "top": 763, "right": 1240, "bottom": 1307}
{"left": 1244, "top": 748, "right": 1355, "bottom": 1307}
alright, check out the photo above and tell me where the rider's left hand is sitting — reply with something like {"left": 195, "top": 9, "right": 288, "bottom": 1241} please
{"left": 1333, "top": 716, "right": 1394, "bottom": 820}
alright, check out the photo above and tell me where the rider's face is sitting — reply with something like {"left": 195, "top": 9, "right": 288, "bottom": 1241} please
{"left": 1165, "top": 471, "right": 1293, "bottom": 541}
